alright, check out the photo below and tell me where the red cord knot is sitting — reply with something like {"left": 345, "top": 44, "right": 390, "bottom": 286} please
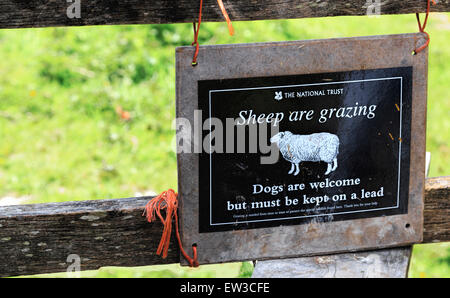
{"left": 414, "top": 0, "right": 436, "bottom": 54}
{"left": 143, "top": 189, "right": 199, "bottom": 267}
{"left": 191, "top": 0, "right": 235, "bottom": 66}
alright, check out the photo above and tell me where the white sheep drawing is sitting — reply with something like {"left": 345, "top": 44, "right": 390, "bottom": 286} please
{"left": 270, "top": 131, "right": 340, "bottom": 176}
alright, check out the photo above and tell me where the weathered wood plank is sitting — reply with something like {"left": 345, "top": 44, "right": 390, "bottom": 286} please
{"left": 0, "top": 0, "right": 449, "bottom": 29}
{"left": 0, "top": 176, "right": 448, "bottom": 277}
{"left": 252, "top": 246, "right": 413, "bottom": 278}
{"left": 424, "top": 176, "right": 450, "bottom": 243}
{"left": 0, "top": 197, "right": 180, "bottom": 277}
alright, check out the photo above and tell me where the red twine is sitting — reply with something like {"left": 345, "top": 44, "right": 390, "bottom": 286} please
{"left": 414, "top": 0, "right": 436, "bottom": 54}
{"left": 143, "top": 189, "right": 199, "bottom": 267}
{"left": 217, "top": 0, "right": 235, "bottom": 36}
{"left": 192, "top": 0, "right": 235, "bottom": 65}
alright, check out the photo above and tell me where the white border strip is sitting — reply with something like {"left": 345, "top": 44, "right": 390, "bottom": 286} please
{"left": 208, "top": 77, "right": 403, "bottom": 226}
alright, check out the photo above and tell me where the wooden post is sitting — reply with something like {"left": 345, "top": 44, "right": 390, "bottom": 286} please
{"left": 252, "top": 247, "right": 412, "bottom": 278}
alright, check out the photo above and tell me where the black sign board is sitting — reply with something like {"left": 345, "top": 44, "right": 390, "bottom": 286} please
{"left": 176, "top": 34, "right": 427, "bottom": 265}
{"left": 198, "top": 67, "right": 412, "bottom": 233}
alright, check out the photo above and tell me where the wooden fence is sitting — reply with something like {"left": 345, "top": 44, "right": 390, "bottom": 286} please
{"left": 1, "top": 0, "right": 449, "bottom": 29}
{"left": 0, "top": 0, "right": 449, "bottom": 277}
{"left": 0, "top": 176, "right": 448, "bottom": 277}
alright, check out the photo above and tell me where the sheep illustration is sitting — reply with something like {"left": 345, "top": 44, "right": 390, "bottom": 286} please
{"left": 270, "top": 131, "right": 339, "bottom": 176}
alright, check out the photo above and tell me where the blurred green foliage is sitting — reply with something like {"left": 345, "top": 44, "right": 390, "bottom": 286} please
{"left": 22, "top": 263, "right": 244, "bottom": 278}
{"left": 0, "top": 13, "right": 448, "bottom": 278}
{"left": 238, "top": 262, "right": 255, "bottom": 278}
{"left": 410, "top": 243, "right": 450, "bottom": 278}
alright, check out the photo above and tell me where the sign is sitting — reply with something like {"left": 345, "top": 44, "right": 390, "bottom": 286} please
{"left": 198, "top": 67, "right": 411, "bottom": 233}
{"left": 176, "top": 34, "right": 427, "bottom": 265}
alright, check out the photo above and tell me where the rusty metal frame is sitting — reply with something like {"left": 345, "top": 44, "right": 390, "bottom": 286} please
{"left": 176, "top": 33, "right": 428, "bottom": 265}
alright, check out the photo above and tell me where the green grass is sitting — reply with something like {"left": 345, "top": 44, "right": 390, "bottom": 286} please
{"left": 410, "top": 243, "right": 450, "bottom": 278}
{"left": 0, "top": 13, "right": 448, "bottom": 278}
{"left": 20, "top": 262, "right": 246, "bottom": 278}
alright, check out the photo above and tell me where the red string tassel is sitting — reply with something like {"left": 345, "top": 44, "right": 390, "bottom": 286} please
{"left": 143, "top": 189, "right": 199, "bottom": 267}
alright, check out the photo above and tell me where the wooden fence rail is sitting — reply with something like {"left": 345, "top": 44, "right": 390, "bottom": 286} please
{"left": 1, "top": 0, "right": 450, "bottom": 29}
{"left": 0, "top": 176, "right": 448, "bottom": 277}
